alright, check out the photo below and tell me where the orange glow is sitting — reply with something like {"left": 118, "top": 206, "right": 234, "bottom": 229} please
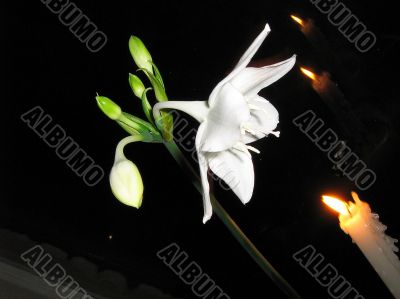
{"left": 322, "top": 195, "right": 349, "bottom": 216}
{"left": 351, "top": 191, "right": 361, "bottom": 202}
{"left": 291, "top": 15, "right": 304, "bottom": 27}
{"left": 300, "top": 67, "right": 317, "bottom": 81}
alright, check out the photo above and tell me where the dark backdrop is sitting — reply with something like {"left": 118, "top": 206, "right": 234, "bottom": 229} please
{"left": 2, "top": 1, "right": 400, "bottom": 298}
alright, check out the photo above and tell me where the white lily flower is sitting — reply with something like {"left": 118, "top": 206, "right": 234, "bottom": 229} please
{"left": 154, "top": 24, "right": 296, "bottom": 223}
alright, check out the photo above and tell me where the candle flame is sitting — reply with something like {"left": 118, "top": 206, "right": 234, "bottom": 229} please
{"left": 300, "top": 67, "right": 317, "bottom": 81}
{"left": 351, "top": 191, "right": 361, "bottom": 202}
{"left": 322, "top": 195, "right": 349, "bottom": 216}
{"left": 291, "top": 15, "right": 304, "bottom": 27}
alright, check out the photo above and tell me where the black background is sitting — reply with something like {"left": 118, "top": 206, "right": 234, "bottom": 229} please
{"left": 2, "top": 0, "right": 400, "bottom": 298}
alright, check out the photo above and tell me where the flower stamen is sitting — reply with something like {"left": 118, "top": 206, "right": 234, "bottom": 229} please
{"left": 240, "top": 123, "right": 258, "bottom": 136}
{"left": 233, "top": 142, "right": 251, "bottom": 157}
{"left": 248, "top": 104, "right": 272, "bottom": 119}
{"left": 269, "top": 130, "right": 280, "bottom": 137}
{"left": 241, "top": 122, "right": 279, "bottom": 138}
{"left": 246, "top": 145, "right": 260, "bottom": 154}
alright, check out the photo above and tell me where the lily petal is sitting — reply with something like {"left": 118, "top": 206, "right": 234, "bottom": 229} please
{"left": 242, "top": 95, "right": 279, "bottom": 144}
{"left": 230, "top": 55, "right": 296, "bottom": 97}
{"left": 200, "top": 83, "right": 250, "bottom": 152}
{"left": 153, "top": 100, "right": 209, "bottom": 123}
{"left": 207, "top": 148, "right": 254, "bottom": 204}
{"left": 196, "top": 123, "right": 213, "bottom": 223}
{"left": 234, "top": 23, "right": 272, "bottom": 71}
{"left": 209, "top": 24, "right": 271, "bottom": 107}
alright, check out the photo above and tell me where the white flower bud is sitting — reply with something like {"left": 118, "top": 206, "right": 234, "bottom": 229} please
{"left": 109, "top": 136, "right": 144, "bottom": 208}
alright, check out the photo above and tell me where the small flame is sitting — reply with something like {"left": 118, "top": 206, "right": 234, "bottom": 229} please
{"left": 291, "top": 15, "right": 304, "bottom": 27}
{"left": 300, "top": 67, "right": 317, "bottom": 81}
{"left": 351, "top": 191, "right": 361, "bottom": 202}
{"left": 322, "top": 195, "right": 349, "bottom": 216}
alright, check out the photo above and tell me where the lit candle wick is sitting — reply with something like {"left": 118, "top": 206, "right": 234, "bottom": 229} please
{"left": 322, "top": 195, "right": 350, "bottom": 216}
{"left": 300, "top": 67, "right": 317, "bottom": 81}
{"left": 290, "top": 15, "right": 305, "bottom": 27}
{"left": 322, "top": 192, "right": 400, "bottom": 298}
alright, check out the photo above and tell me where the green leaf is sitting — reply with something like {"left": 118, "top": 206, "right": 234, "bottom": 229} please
{"left": 117, "top": 121, "right": 140, "bottom": 136}
{"left": 153, "top": 110, "right": 174, "bottom": 142}
{"left": 120, "top": 112, "right": 157, "bottom": 134}
{"left": 160, "top": 111, "right": 174, "bottom": 142}
{"left": 117, "top": 119, "right": 162, "bottom": 143}
{"left": 138, "top": 68, "right": 168, "bottom": 102}
{"left": 141, "top": 88, "right": 155, "bottom": 126}
{"left": 149, "top": 61, "right": 165, "bottom": 89}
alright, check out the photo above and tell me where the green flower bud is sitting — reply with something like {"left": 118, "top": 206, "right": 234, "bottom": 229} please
{"left": 129, "top": 73, "right": 145, "bottom": 98}
{"left": 96, "top": 95, "right": 122, "bottom": 120}
{"left": 129, "top": 36, "right": 153, "bottom": 74}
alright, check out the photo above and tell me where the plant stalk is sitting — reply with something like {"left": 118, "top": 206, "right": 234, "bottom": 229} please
{"left": 163, "top": 141, "right": 302, "bottom": 299}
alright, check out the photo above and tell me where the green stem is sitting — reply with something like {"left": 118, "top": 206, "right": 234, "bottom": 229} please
{"left": 114, "top": 135, "right": 144, "bottom": 163}
{"left": 164, "top": 141, "right": 302, "bottom": 299}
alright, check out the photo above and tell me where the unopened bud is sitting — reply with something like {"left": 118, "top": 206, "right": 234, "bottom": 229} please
{"left": 129, "top": 36, "right": 153, "bottom": 74}
{"left": 96, "top": 95, "right": 121, "bottom": 120}
{"left": 109, "top": 136, "right": 144, "bottom": 208}
{"left": 129, "top": 73, "right": 145, "bottom": 98}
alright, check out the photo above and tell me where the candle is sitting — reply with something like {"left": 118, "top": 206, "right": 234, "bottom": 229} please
{"left": 300, "top": 68, "right": 350, "bottom": 119}
{"left": 300, "top": 67, "right": 366, "bottom": 155}
{"left": 291, "top": 15, "right": 335, "bottom": 68}
{"left": 291, "top": 14, "right": 372, "bottom": 112}
{"left": 323, "top": 192, "right": 400, "bottom": 298}
{"left": 291, "top": 15, "right": 314, "bottom": 37}
{"left": 291, "top": 15, "right": 347, "bottom": 81}
{"left": 300, "top": 68, "right": 352, "bottom": 121}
